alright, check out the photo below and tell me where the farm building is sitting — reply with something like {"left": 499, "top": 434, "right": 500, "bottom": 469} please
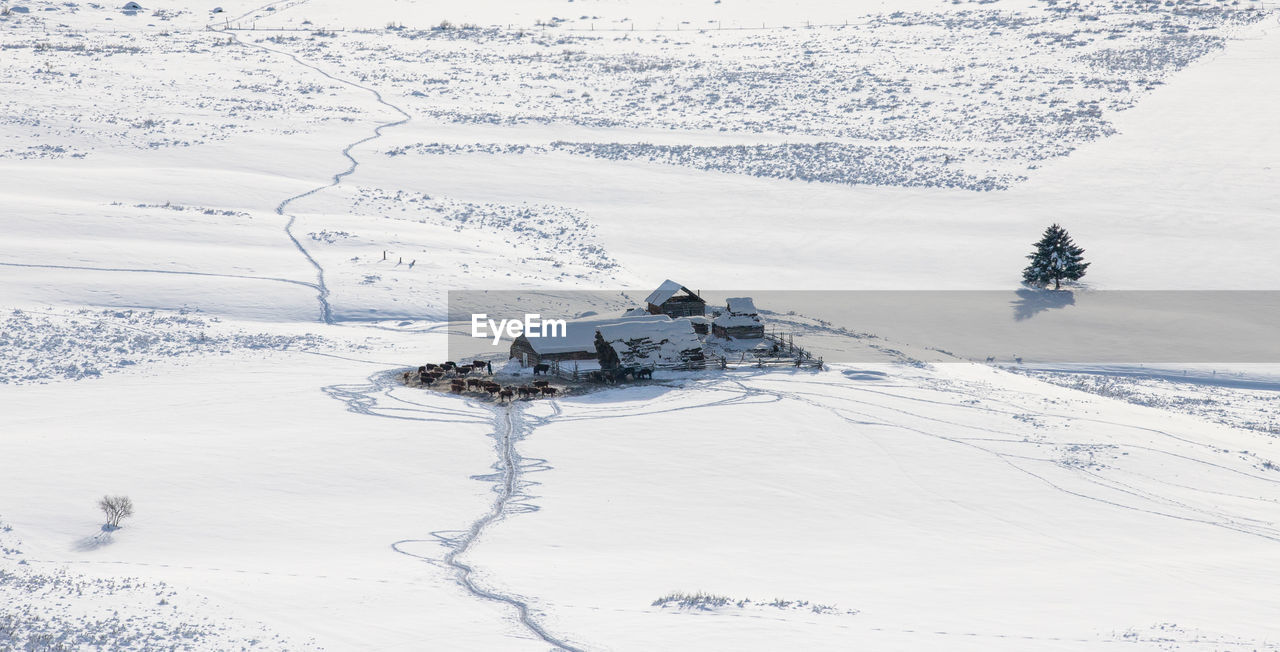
{"left": 712, "top": 297, "right": 764, "bottom": 339}
{"left": 509, "top": 314, "right": 670, "bottom": 367}
{"left": 122, "top": 1, "right": 143, "bottom": 9}
{"left": 644, "top": 280, "right": 707, "bottom": 318}
{"left": 596, "top": 318, "right": 706, "bottom": 370}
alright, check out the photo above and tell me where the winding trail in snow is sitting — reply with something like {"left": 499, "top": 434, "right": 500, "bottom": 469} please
{"left": 217, "top": 18, "right": 412, "bottom": 325}
{"left": 221, "top": 11, "right": 576, "bottom": 640}
{"left": 322, "top": 371, "right": 583, "bottom": 650}
{"left": 439, "top": 402, "right": 584, "bottom": 652}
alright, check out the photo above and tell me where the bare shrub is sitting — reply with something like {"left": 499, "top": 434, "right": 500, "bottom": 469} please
{"left": 98, "top": 495, "right": 134, "bottom": 529}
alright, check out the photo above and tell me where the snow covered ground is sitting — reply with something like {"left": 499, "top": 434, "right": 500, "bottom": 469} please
{"left": 3, "top": 0, "right": 1279, "bottom": 649}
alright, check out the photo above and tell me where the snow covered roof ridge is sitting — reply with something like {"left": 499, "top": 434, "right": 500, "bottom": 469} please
{"left": 598, "top": 317, "right": 704, "bottom": 368}
{"left": 643, "top": 279, "right": 698, "bottom": 307}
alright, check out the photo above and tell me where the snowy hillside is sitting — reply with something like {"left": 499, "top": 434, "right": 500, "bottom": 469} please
{"left": 3, "top": 0, "right": 1279, "bottom": 649}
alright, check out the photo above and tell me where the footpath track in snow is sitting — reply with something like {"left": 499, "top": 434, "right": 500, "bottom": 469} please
{"left": 0, "top": 260, "right": 320, "bottom": 291}
{"left": 724, "top": 373, "right": 1280, "bottom": 543}
{"left": 323, "top": 371, "right": 582, "bottom": 650}
{"left": 214, "top": 7, "right": 580, "bottom": 642}
{"left": 441, "top": 402, "right": 584, "bottom": 652}
{"left": 213, "top": 5, "right": 412, "bottom": 325}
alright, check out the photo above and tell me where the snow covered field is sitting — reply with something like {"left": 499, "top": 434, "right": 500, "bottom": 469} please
{"left": 3, "top": 0, "right": 1279, "bottom": 649}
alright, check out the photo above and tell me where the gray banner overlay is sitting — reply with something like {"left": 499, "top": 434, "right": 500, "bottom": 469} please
{"left": 445, "top": 290, "right": 1280, "bottom": 364}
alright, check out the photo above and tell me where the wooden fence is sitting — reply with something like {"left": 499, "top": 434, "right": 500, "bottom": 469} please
{"left": 718, "top": 331, "right": 824, "bottom": 369}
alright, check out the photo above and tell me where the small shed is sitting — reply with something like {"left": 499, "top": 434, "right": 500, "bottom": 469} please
{"left": 596, "top": 318, "right": 705, "bottom": 370}
{"left": 122, "top": 1, "right": 143, "bottom": 10}
{"left": 509, "top": 314, "right": 669, "bottom": 367}
{"left": 643, "top": 279, "right": 706, "bottom": 318}
{"left": 712, "top": 296, "right": 764, "bottom": 339}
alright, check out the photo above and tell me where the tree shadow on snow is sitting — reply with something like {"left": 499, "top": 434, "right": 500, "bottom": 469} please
{"left": 1011, "top": 288, "right": 1075, "bottom": 321}
{"left": 72, "top": 527, "right": 117, "bottom": 552}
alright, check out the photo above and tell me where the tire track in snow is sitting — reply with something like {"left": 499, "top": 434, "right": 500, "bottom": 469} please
{"left": 558, "top": 371, "right": 1280, "bottom": 544}
{"left": 218, "top": 19, "right": 412, "bottom": 325}
{"left": 731, "top": 376, "right": 1280, "bottom": 544}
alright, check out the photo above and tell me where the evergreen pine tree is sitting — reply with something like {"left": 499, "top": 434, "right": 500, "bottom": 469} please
{"left": 1022, "top": 224, "right": 1089, "bottom": 290}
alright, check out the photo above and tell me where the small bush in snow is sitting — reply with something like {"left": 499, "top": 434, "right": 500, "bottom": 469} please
{"left": 98, "top": 495, "right": 134, "bottom": 530}
{"left": 651, "top": 591, "right": 731, "bottom": 610}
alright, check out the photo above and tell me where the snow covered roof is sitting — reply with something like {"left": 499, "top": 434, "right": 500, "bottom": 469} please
{"left": 643, "top": 279, "right": 700, "bottom": 306}
{"left": 713, "top": 313, "right": 761, "bottom": 328}
{"left": 524, "top": 314, "right": 670, "bottom": 355}
{"left": 599, "top": 318, "right": 703, "bottom": 367}
{"left": 726, "top": 297, "right": 758, "bottom": 315}
{"left": 598, "top": 318, "right": 693, "bottom": 342}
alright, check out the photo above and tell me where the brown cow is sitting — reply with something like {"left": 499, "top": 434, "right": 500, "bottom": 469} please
{"left": 499, "top": 388, "right": 514, "bottom": 402}
{"left": 517, "top": 385, "right": 533, "bottom": 399}
{"left": 466, "top": 378, "right": 483, "bottom": 389}
{"left": 533, "top": 380, "right": 549, "bottom": 388}
{"left": 540, "top": 386, "right": 558, "bottom": 397}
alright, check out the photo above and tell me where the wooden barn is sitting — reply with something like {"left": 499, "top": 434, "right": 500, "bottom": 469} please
{"left": 643, "top": 280, "right": 706, "bottom": 318}
{"left": 509, "top": 314, "right": 669, "bottom": 367}
{"left": 712, "top": 296, "right": 764, "bottom": 339}
{"left": 595, "top": 318, "right": 706, "bottom": 370}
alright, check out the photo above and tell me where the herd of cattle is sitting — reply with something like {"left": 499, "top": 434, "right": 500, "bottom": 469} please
{"left": 401, "top": 361, "right": 559, "bottom": 401}
{"left": 586, "top": 366, "right": 654, "bottom": 384}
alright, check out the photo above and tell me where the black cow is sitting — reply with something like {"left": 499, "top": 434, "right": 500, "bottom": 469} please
{"left": 533, "top": 363, "right": 550, "bottom": 376}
